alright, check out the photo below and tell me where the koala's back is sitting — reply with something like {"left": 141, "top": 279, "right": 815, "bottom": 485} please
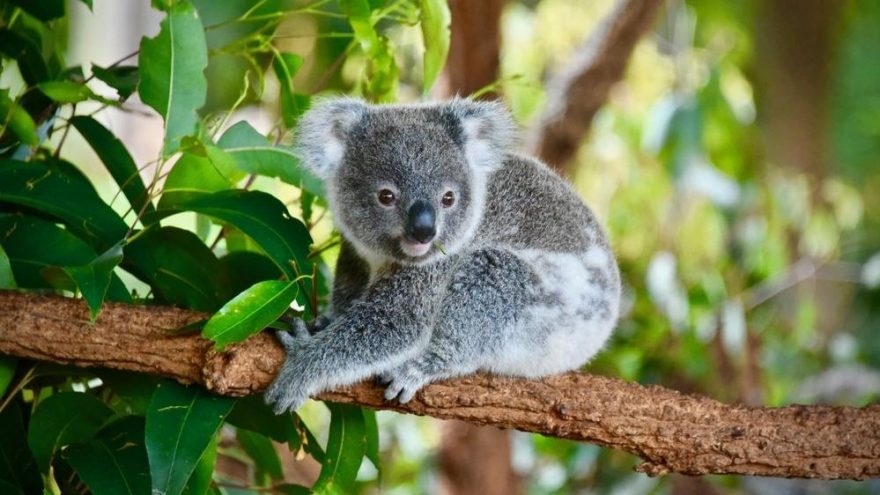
{"left": 463, "top": 154, "right": 621, "bottom": 376}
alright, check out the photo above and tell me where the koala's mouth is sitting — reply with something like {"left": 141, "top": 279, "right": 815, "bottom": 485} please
{"left": 399, "top": 239, "right": 432, "bottom": 257}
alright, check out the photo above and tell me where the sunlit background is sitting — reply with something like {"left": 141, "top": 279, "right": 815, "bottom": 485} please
{"left": 14, "top": 0, "right": 880, "bottom": 493}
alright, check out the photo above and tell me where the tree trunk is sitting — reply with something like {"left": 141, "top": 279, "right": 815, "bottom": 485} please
{"left": 527, "top": 0, "right": 665, "bottom": 175}
{"left": 435, "top": 1, "right": 519, "bottom": 493}
{"left": 1, "top": 291, "right": 879, "bottom": 480}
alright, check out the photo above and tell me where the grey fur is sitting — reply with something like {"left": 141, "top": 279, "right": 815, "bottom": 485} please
{"left": 265, "top": 97, "right": 621, "bottom": 413}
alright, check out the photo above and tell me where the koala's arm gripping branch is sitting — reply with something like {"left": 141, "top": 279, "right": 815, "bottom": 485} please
{"left": 1, "top": 290, "right": 879, "bottom": 480}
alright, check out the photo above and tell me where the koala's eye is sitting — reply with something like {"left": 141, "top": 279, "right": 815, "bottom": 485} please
{"left": 442, "top": 191, "right": 455, "bottom": 208}
{"left": 377, "top": 189, "right": 396, "bottom": 206}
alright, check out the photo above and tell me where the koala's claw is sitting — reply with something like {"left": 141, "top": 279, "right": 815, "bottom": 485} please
{"left": 382, "top": 367, "right": 428, "bottom": 404}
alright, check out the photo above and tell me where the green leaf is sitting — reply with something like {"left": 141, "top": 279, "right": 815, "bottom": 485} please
{"left": 0, "top": 244, "right": 16, "bottom": 289}
{"left": 313, "top": 403, "right": 367, "bottom": 494}
{"left": 79, "top": 0, "right": 94, "bottom": 11}
{"left": 0, "top": 29, "right": 50, "bottom": 85}
{"left": 236, "top": 428, "right": 283, "bottom": 482}
{"left": 0, "top": 160, "right": 128, "bottom": 249}
{"left": 8, "top": 0, "right": 64, "bottom": 21}
{"left": 218, "top": 251, "right": 282, "bottom": 301}
{"left": 218, "top": 121, "right": 324, "bottom": 197}
{"left": 139, "top": 1, "right": 209, "bottom": 156}
{"left": 226, "top": 396, "right": 302, "bottom": 452}
{"left": 71, "top": 116, "right": 154, "bottom": 218}
{"left": 157, "top": 151, "right": 240, "bottom": 209}
{"left": 0, "top": 89, "right": 39, "bottom": 146}
{"left": 27, "top": 392, "right": 115, "bottom": 472}
{"left": 97, "top": 370, "right": 161, "bottom": 416}
{"left": 60, "top": 242, "right": 126, "bottom": 321}
{"left": 362, "top": 409, "right": 381, "bottom": 478}
{"left": 0, "top": 401, "right": 41, "bottom": 494}
{"left": 272, "top": 52, "right": 309, "bottom": 128}
{"left": 66, "top": 416, "right": 151, "bottom": 495}
{"left": 203, "top": 279, "right": 298, "bottom": 350}
{"left": 182, "top": 437, "right": 216, "bottom": 495}
{"left": 340, "top": 0, "right": 399, "bottom": 101}
{"left": 124, "top": 227, "right": 224, "bottom": 312}
{"left": 419, "top": 0, "right": 451, "bottom": 94}
{"left": 145, "top": 381, "right": 234, "bottom": 495}
{"left": 91, "top": 65, "right": 139, "bottom": 100}
{"left": 37, "top": 81, "right": 96, "bottom": 103}
{"left": 0, "top": 357, "right": 16, "bottom": 398}
{"left": 152, "top": 190, "right": 313, "bottom": 280}
{"left": 0, "top": 215, "right": 130, "bottom": 302}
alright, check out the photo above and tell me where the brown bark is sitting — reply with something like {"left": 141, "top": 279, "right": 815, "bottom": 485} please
{"left": 437, "top": 422, "right": 519, "bottom": 495}
{"left": 755, "top": 0, "right": 841, "bottom": 181}
{"left": 434, "top": 0, "right": 506, "bottom": 99}
{"left": 1, "top": 290, "right": 879, "bottom": 480}
{"left": 527, "top": 0, "right": 665, "bottom": 175}
{"left": 435, "top": 2, "right": 518, "bottom": 493}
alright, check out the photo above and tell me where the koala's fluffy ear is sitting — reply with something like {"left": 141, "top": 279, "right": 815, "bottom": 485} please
{"left": 295, "top": 97, "right": 367, "bottom": 180}
{"left": 446, "top": 98, "right": 517, "bottom": 173}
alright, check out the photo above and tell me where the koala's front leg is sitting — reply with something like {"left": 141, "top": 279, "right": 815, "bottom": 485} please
{"left": 265, "top": 263, "right": 448, "bottom": 414}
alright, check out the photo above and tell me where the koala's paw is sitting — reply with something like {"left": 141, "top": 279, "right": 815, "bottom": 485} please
{"left": 264, "top": 321, "right": 313, "bottom": 414}
{"left": 382, "top": 365, "right": 429, "bottom": 404}
{"left": 309, "top": 314, "right": 333, "bottom": 334}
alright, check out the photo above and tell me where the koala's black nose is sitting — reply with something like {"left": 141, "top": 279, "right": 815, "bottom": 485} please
{"left": 405, "top": 200, "right": 436, "bottom": 243}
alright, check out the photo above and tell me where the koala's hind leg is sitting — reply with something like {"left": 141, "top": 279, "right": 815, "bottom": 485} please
{"left": 382, "top": 249, "right": 539, "bottom": 403}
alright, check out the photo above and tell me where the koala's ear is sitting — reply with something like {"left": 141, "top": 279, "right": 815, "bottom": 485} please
{"left": 446, "top": 98, "right": 517, "bottom": 173}
{"left": 295, "top": 97, "right": 368, "bottom": 180}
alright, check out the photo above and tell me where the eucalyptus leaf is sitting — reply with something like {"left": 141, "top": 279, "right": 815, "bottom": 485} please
{"left": 182, "top": 437, "right": 216, "bottom": 495}
{"left": 8, "top": 0, "right": 64, "bottom": 21}
{"left": 27, "top": 392, "right": 115, "bottom": 472}
{"left": 0, "top": 357, "right": 17, "bottom": 404}
{"left": 202, "top": 279, "right": 299, "bottom": 350}
{"left": 71, "top": 116, "right": 154, "bottom": 218}
{"left": 0, "top": 401, "right": 41, "bottom": 494}
{"left": 139, "top": 1, "right": 209, "bottom": 156}
{"left": 0, "top": 215, "right": 130, "bottom": 302}
{"left": 236, "top": 428, "right": 284, "bottom": 482}
{"left": 66, "top": 416, "right": 151, "bottom": 495}
{"left": 226, "top": 396, "right": 305, "bottom": 453}
{"left": 145, "top": 381, "right": 234, "bottom": 495}
{"left": 91, "top": 65, "right": 139, "bottom": 100}
{"left": 272, "top": 52, "right": 308, "bottom": 128}
{"left": 340, "top": 0, "right": 398, "bottom": 101}
{"left": 0, "top": 89, "right": 39, "bottom": 146}
{"left": 124, "top": 226, "right": 224, "bottom": 312}
{"left": 218, "top": 251, "right": 283, "bottom": 302}
{"left": 0, "top": 244, "right": 16, "bottom": 289}
{"left": 0, "top": 160, "right": 128, "bottom": 249}
{"left": 60, "top": 241, "right": 126, "bottom": 321}
{"left": 363, "top": 409, "right": 381, "bottom": 478}
{"left": 313, "top": 403, "right": 367, "bottom": 494}
{"left": 218, "top": 121, "right": 324, "bottom": 196}
{"left": 153, "top": 190, "right": 313, "bottom": 281}
{"left": 419, "top": 0, "right": 451, "bottom": 94}
{"left": 157, "top": 150, "right": 242, "bottom": 209}
{"left": 37, "top": 80, "right": 96, "bottom": 103}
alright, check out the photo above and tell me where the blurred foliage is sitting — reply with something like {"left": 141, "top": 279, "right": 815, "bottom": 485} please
{"left": 1, "top": 0, "right": 879, "bottom": 494}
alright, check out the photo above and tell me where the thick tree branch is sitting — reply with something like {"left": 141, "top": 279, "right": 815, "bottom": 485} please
{"left": 527, "top": 0, "right": 665, "bottom": 175}
{"left": 1, "top": 290, "right": 878, "bottom": 480}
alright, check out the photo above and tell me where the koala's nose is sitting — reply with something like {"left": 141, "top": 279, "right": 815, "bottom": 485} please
{"left": 405, "top": 200, "right": 436, "bottom": 243}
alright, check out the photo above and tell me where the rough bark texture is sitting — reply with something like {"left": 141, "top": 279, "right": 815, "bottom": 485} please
{"left": 435, "top": 2, "right": 519, "bottom": 493}
{"left": 1, "top": 291, "right": 879, "bottom": 480}
{"left": 433, "top": 0, "right": 506, "bottom": 100}
{"left": 527, "top": 0, "right": 665, "bottom": 175}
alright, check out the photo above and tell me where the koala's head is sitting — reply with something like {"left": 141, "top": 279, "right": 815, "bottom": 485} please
{"left": 296, "top": 97, "right": 516, "bottom": 265}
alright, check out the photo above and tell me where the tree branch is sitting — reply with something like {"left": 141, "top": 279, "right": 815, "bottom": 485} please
{"left": 527, "top": 0, "right": 666, "bottom": 175}
{"left": 1, "top": 290, "right": 878, "bottom": 480}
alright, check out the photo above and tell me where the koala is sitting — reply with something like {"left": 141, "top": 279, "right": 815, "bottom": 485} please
{"left": 265, "top": 97, "right": 620, "bottom": 413}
